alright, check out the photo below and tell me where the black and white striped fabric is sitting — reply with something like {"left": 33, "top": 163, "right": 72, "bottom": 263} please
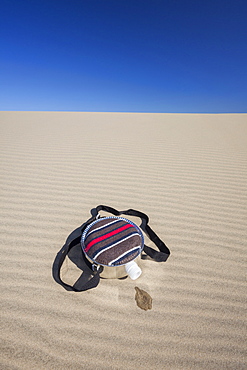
{"left": 81, "top": 217, "right": 144, "bottom": 266}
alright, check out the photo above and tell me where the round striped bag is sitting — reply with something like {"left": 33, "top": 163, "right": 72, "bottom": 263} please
{"left": 81, "top": 216, "right": 144, "bottom": 279}
{"left": 53, "top": 205, "right": 170, "bottom": 292}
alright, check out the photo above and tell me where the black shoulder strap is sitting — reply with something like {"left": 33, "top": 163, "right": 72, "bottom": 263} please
{"left": 52, "top": 217, "right": 101, "bottom": 292}
{"left": 53, "top": 205, "right": 170, "bottom": 292}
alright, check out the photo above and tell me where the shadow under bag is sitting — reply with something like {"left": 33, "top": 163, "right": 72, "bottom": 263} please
{"left": 53, "top": 205, "right": 170, "bottom": 292}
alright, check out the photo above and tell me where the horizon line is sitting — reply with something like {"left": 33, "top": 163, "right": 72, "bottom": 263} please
{"left": 1, "top": 111, "right": 246, "bottom": 114}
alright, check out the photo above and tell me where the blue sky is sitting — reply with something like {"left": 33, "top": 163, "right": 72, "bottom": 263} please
{"left": 1, "top": 0, "right": 246, "bottom": 112}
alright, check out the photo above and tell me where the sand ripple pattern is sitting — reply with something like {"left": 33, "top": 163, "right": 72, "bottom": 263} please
{"left": 0, "top": 112, "right": 246, "bottom": 369}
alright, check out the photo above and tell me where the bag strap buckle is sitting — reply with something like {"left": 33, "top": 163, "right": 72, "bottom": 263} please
{"left": 92, "top": 263, "right": 103, "bottom": 274}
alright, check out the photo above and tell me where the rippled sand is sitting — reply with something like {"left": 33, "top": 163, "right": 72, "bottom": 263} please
{"left": 1, "top": 112, "right": 246, "bottom": 369}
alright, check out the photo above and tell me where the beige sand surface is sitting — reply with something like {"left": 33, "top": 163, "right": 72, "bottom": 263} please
{"left": 0, "top": 112, "right": 246, "bottom": 369}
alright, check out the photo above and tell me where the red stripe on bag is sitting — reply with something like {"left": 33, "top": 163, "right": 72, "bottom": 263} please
{"left": 84, "top": 224, "right": 133, "bottom": 252}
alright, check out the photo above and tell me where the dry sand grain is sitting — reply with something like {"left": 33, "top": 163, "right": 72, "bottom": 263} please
{"left": 0, "top": 112, "right": 246, "bottom": 369}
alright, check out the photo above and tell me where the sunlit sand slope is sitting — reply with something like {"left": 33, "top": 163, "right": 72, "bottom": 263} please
{"left": 0, "top": 112, "right": 246, "bottom": 369}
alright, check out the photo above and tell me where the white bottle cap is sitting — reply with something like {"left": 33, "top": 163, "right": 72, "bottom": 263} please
{"left": 125, "top": 260, "right": 142, "bottom": 280}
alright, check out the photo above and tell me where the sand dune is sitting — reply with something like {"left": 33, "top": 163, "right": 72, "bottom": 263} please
{"left": 0, "top": 112, "right": 246, "bottom": 369}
